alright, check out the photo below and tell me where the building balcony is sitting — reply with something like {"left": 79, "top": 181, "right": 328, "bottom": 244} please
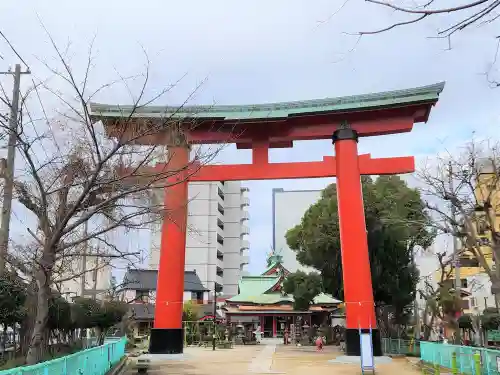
{"left": 241, "top": 210, "right": 250, "bottom": 221}
{"left": 217, "top": 241, "right": 224, "bottom": 256}
{"left": 216, "top": 257, "right": 224, "bottom": 269}
{"left": 240, "top": 255, "right": 250, "bottom": 265}
{"left": 217, "top": 230, "right": 224, "bottom": 245}
{"left": 241, "top": 224, "right": 250, "bottom": 235}
{"left": 217, "top": 217, "right": 224, "bottom": 230}
{"left": 217, "top": 224, "right": 224, "bottom": 238}
{"left": 217, "top": 202, "right": 224, "bottom": 216}
{"left": 241, "top": 197, "right": 250, "bottom": 206}
{"left": 241, "top": 239, "right": 250, "bottom": 249}
{"left": 218, "top": 186, "right": 225, "bottom": 200}
{"left": 215, "top": 278, "right": 223, "bottom": 291}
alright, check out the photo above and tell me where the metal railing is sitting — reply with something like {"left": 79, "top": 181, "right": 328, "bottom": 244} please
{"left": 420, "top": 341, "right": 490, "bottom": 374}
{"left": 381, "top": 338, "right": 420, "bottom": 356}
{"left": 0, "top": 336, "right": 126, "bottom": 375}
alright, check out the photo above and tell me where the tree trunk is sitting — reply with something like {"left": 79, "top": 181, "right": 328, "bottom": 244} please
{"left": 25, "top": 275, "right": 50, "bottom": 365}
{"left": 424, "top": 315, "right": 435, "bottom": 341}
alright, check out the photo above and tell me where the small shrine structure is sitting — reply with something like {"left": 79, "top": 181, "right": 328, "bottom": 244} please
{"left": 225, "top": 252, "right": 342, "bottom": 338}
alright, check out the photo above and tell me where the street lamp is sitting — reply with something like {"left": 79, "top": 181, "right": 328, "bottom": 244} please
{"left": 212, "top": 285, "right": 222, "bottom": 351}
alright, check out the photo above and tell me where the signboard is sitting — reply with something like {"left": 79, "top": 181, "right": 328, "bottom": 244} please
{"left": 360, "top": 333, "right": 374, "bottom": 372}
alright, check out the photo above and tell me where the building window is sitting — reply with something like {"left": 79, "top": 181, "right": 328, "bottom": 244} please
{"left": 218, "top": 203, "right": 224, "bottom": 215}
{"left": 218, "top": 187, "right": 225, "bottom": 200}
{"left": 470, "top": 297, "right": 477, "bottom": 308}
{"left": 477, "top": 219, "right": 488, "bottom": 235}
{"left": 136, "top": 290, "right": 150, "bottom": 303}
{"left": 191, "top": 291, "right": 203, "bottom": 303}
{"left": 217, "top": 217, "right": 224, "bottom": 230}
{"left": 461, "top": 299, "right": 470, "bottom": 309}
{"left": 461, "top": 279, "right": 468, "bottom": 288}
{"left": 460, "top": 257, "right": 479, "bottom": 267}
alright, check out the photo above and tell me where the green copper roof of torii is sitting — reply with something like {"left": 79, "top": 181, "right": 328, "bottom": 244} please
{"left": 89, "top": 82, "right": 444, "bottom": 121}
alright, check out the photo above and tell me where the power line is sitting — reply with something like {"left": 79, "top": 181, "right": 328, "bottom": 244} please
{"left": 0, "top": 30, "right": 30, "bottom": 71}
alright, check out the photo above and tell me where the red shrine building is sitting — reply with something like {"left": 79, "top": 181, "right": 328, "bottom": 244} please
{"left": 91, "top": 82, "right": 444, "bottom": 356}
{"left": 224, "top": 253, "right": 342, "bottom": 337}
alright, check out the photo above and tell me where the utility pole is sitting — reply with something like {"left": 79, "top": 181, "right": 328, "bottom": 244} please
{"left": 0, "top": 64, "right": 29, "bottom": 276}
{"left": 449, "top": 161, "right": 462, "bottom": 343}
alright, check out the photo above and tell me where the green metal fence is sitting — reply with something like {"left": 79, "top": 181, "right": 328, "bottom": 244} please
{"left": 0, "top": 336, "right": 126, "bottom": 375}
{"left": 381, "top": 338, "right": 420, "bottom": 356}
{"left": 420, "top": 341, "right": 495, "bottom": 374}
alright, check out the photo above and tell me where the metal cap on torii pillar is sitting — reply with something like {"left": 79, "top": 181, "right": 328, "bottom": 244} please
{"left": 331, "top": 125, "right": 382, "bottom": 356}
{"left": 332, "top": 127, "right": 359, "bottom": 144}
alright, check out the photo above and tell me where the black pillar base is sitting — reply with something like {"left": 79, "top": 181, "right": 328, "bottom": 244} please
{"left": 149, "top": 328, "right": 183, "bottom": 354}
{"left": 345, "top": 328, "right": 382, "bottom": 357}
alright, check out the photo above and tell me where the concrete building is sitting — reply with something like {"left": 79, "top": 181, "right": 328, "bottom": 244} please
{"left": 122, "top": 268, "right": 210, "bottom": 305}
{"left": 272, "top": 188, "right": 322, "bottom": 273}
{"left": 149, "top": 181, "right": 250, "bottom": 297}
{"left": 59, "top": 255, "right": 112, "bottom": 300}
{"left": 121, "top": 268, "right": 213, "bottom": 336}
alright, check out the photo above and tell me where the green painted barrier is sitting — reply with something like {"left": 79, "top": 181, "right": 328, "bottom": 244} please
{"left": 381, "top": 338, "right": 420, "bottom": 356}
{"left": 421, "top": 341, "right": 500, "bottom": 374}
{"left": 0, "top": 336, "right": 126, "bottom": 375}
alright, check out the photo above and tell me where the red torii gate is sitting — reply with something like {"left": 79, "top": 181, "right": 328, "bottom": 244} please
{"left": 91, "top": 82, "right": 444, "bottom": 356}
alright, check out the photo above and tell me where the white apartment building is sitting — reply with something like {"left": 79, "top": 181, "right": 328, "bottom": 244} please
{"left": 461, "top": 273, "right": 496, "bottom": 314}
{"left": 149, "top": 181, "right": 250, "bottom": 297}
{"left": 272, "top": 188, "right": 321, "bottom": 273}
{"left": 59, "top": 255, "right": 112, "bottom": 300}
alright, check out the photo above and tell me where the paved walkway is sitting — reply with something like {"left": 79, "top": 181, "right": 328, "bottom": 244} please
{"left": 126, "top": 344, "right": 422, "bottom": 374}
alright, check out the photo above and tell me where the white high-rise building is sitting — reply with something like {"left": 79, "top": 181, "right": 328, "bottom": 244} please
{"left": 58, "top": 254, "right": 112, "bottom": 300}
{"left": 272, "top": 188, "right": 322, "bottom": 273}
{"left": 149, "top": 181, "right": 250, "bottom": 297}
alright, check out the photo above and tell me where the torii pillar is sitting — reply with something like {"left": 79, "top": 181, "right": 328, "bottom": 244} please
{"left": 148, "top": 146, "right": 189, "bottom": 355}
{"left": 333, "top": 128, "right": 379, "bottom": 355}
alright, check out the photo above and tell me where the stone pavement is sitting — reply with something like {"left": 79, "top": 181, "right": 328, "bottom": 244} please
{"left": 125, "top": 343, "right": 422, "bottom": 375}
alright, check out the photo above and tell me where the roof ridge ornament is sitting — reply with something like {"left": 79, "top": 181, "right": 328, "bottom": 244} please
{"left": 339, "top": 120, "right": 351, "bottom": 130}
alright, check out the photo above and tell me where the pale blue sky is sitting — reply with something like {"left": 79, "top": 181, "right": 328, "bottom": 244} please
{"left": 1, "top": 0, "right": 499, "bottom": 275}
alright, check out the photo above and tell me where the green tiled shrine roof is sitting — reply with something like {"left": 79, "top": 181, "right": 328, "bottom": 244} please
{"left": 227, "top": 275, "right": 280, "bottom": 303}
{"left": 89, "top": 82, "right": 444, "bottom": 121}
{"left": 227, "top": 266, "right": 341, "bottom": 305}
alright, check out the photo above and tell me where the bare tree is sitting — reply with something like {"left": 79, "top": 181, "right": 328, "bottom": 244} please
{"left": 0, "top": 35, "right": 226, "bottom": 364}
{"left": 418, "top": 251, "right": 458, "bottom": 341}
{"left": 418, "top": 139, "right": 500, "bottom": 315}
{"left": 357, "top": 0, "right": 500, "bottom": 85}
{"left": 361, "top": 0, "right": 499, "bottom": 37}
